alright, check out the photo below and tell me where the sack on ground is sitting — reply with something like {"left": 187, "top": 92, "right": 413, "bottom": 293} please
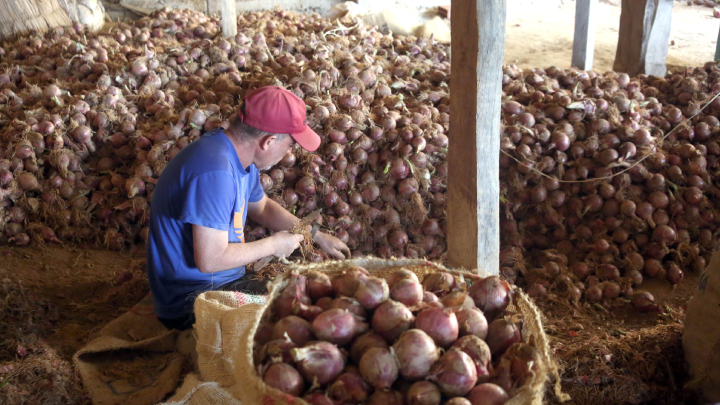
{"left": 683, "top": 249, "right": 720, "bottom": 402}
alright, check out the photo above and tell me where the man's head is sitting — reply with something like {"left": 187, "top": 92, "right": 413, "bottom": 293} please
{"left": 229, "top": 86, "right": 321, "bottom": 170}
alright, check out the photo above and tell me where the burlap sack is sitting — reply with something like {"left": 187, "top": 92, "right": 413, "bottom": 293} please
{"left": 683, "top": 249, "right": 720, "bottom": 402}
{"left": 73, "top": 294, "right": 185, "bottom": 405}
{"left": 221, "top": 258, "right": 567, "bottom": 405}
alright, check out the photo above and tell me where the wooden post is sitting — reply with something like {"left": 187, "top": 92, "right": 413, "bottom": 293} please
{"left": 448, "top": 0, "right": 505, "bottom": 274}
{"left": 220, "top": 0, "right": 237, "bottom": 38}
{"left": 715, "top": 27, "right": 720, "bottom": 61}
{"left": 571, "top": 0, "right": 597, "bottom": 70}
{"left": 613, "top": 0, "right": 673, "bottom": 77}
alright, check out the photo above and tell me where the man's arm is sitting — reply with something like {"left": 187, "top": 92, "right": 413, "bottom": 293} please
{"left": 193, "top": 225, "right": 302, "bottom": 273}
{"left": 248, "top": 195, "right": 350, "bottom": 259}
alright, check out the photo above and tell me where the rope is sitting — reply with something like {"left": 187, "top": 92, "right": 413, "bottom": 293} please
{"left": 499, "top": 91, "right": 720, "bottom": 184}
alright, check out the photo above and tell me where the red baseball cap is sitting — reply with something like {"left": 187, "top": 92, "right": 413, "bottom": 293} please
{"left": 238, "top": 86, "right": 321, "bottom": 152}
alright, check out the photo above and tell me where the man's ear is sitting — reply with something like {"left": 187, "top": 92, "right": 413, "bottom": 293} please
{"left": 259, "top": 134, "right": 276, "bottom": 151}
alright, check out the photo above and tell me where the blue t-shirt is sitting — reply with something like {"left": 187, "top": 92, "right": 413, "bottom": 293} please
{"left": 147, "top": 129, "right": 265, "bottom": 319}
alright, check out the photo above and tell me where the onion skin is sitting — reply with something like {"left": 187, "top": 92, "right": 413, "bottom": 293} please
{"left": 428, "top": 348, "right": 478, "bottom": 397}
{"left": 263, "top": 363, "right": 305, "bottom": 396}
{"left": 312, "top": 308, "right": 368, "bottom": 346}
{"left": 407, "top": 381, "right": 441, "bottom": 405}
{"left": 291, "top": 341, "right": 345, "bottom": 386}
{"left": 466, "top": 383, "right": 509, "bottom": 405}
{"left": 467, "top": 277, "right": 512, "bottom": 321}
{"left": 355, "top": 277, "right": 390, "bottom": 309}
{"left": 372, "top": 300, "right": 415, "bottom": 342}
{"left": 359, "top": 347, "right": 399, "bottom": 390}
{"left": 393, "top": 329, "right": 440, "bottom": 381}
{"left": 272, "top": 316, "right": 315, "bottom": 346}
{"left": 415, "top": 307, "right": 459, "bottom": 348}
{"left": 390, "top": 278, "right": 424, "bottom": 307}
{"left": 350, "top": 331, "right": 389, "bottom": 364}
{"left": 455, "top": 307, "right": 488, "bottom": 340}
{"left": 486, "top": 318, "right": 521, "bottom": 356}
{"left": 451, "top": 335, "right": 492, "bottom": 383}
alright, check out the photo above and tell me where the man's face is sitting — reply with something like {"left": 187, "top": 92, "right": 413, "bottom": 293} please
{"left": 256, "top": 135, "right": 295, "bottom": 171}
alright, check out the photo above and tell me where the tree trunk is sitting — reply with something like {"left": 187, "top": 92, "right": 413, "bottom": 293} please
{"left": 0, "top": 0, "right": 73, "bottom": 42}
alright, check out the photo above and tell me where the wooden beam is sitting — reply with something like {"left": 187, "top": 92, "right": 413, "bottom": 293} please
{"left": 613, "top": 0, "right": 673, "bottom": 77}
{"left": 219, "top": 0, "right": 236, "bottom": 38}
{"left": 448, "top": 0, "right": 505, "bottom": 274}
{"left": 571, "top": 0, "right": 597, "bottom": 70}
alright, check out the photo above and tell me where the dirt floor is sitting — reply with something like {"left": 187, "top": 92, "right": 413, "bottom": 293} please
{"left": 0, "top": 244, "right": 149, "bottom": 404}
{"left": 505, "top": 0, "right": 719, "bottom": 72}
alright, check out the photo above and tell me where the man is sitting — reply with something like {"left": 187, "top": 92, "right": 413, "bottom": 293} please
{"left": 147, "top": 86, "right": 350, "bottom": 330}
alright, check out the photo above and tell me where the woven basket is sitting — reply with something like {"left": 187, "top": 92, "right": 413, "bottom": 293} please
{"left": 224, "top": 258, "right": 566, "bottom": 405}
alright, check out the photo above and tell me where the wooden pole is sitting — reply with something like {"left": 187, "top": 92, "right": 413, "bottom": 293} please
{"left": 220, "top": 0, "right": 237, "bottom": 38}
{"left": 571, "top": 0, "right": 597, "bottom": 70}
{"left": 715, "top": 27, "right": 720, "bottom": 61}
{"left": 448, "top": 0, "right": 505, "bottom": 274}
{"left": 613, "top": 0, "right": 673, "bottom": 77}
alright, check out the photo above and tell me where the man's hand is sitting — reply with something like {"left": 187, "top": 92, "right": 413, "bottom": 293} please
{"left": 271, "top": 231, "right": 304, "bottom": 258}
{"left": 314, "top": 232, "right": 351, "bottom": 260}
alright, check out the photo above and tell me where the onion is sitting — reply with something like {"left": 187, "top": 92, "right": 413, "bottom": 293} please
{"left": 350, "top": 331, "right": 389, "bottom": 364}
{"left": 415, "top": 307, "right": 459, "bottom": 348}
{"left": 452, "top": 335, "right": 492, "bottom": 383}
{"left": 467, "top": 276, "right": 512, "bottom": 321}
{"left": 328, "top": 372, "right": 370, "bottom": 404}
{"left": 455, "top": 307, "right": 488, "bottom": 340}
{"left": 486, "top": 318, "right": 521, "bottom": 356}
{"left": 355, "top": 277, "right": 390, "bottom": 309}
{"left": 407, "top": 381, "right": 441, "bottom": 405}
{"left": 428, "top": 348, "right": 477, "bottom": 397}
{"left": 467, "top": 384, "right": 509, "bottom": 405}
{"left": 291, "top": 341, "right": 345, "bottom": 386}
{"left": 359, "top": 347, "right": 399, "bottom": 389}
{"left": 367, "top": 390, "right": 404, "bottom": 405}
{"left": 307, "top": 271, "right": 333, "bottom": 301}
{"left": 631, "top": 291, "right": 660, "bottom": 313}
{"left": 263, "top": 363, "right": 304, "bottom": 396}
{"left": 393, "top": 329, "right": 440, "bottom": 381}
{"left": 332, "top": 297, "right": 367, "bottom": 318}
{"left": 371, "top": 300, "right": 414, "bottom": 342}
{"left": 421, "top": 272, "right": 455, "bottom": 297}
{"left": 273, "top": 316, "right": 315, "bottom": 346}
{"left": 390, "top": 278, "right": 424, "bottom": 307}
{"left": 312, "top": 308, "right": 368, "bottom": 346}
{"left": 332, "top": 268, "right": 369, "bottom": 297}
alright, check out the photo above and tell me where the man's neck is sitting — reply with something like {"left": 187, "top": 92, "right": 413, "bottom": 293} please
{"left": 223, "top": 128, "right": 254, "bottom": 170}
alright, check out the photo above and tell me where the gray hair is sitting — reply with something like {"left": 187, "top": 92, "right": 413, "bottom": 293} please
{"left": 229, "top": 114, "right": 289, "bottom": 142}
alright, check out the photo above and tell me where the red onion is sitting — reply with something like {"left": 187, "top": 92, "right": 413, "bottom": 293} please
{"left": 421, "top": 272, "right": 456, "bottom": 297}
{"left": 467, "top": 383, "right": 509, "bottom": 405}
{"left": 367, "top": 390, "right": 404, "bottom": 405}
{"left": 355, "top": 277, "right": 390, "bottom": 309}
{"left": 452, "top": 335, "right": 492, "bottom": 383}
{"left": 263, "top": 363, "right": 304, "bottom": 396}
{"left": 312, "top": 308, "right": 368, "bottom": 346}
{"left": 393, "top": 329, "right": 440, "bottom": 381}
{"left": 415, "top": 307, "right": 459, "bottom": 348}
{"left": 371, "top": 300, "right": 414, "bottom": 342}
{"left": 291, "top": 341, "right": 345, "bottom": 386}
{"left": 332, "top": 268, "right": 369, "bottom": 297}
{"left": 390, "top": 278, "right": 424, "bottom": 307}
{"left": 328, "top": 372, "right": 370, "bottom": 404}
{"left": 407, "top": 381, "right": 441, "bottom": 405}
{"left": 455, "top": 307, "right": 488, "bottom": 340}
{"left": 272, "top": 315, "right": 314, "bottom": 346}
{"left": 486, "top": 318, "right": 521, "bottom": 356}
{"left": 359, "top": 347, "right": 398, "bottom": 389}
{"left": 428, "top": 348, "right": 477, "bottom": 397}
{"left": 350, "top": 331, "right": 389, "bottom": 364}
{"left": 331, "top": 297, "right": 367, "bottom": 318}
{"left": 467, "top": 276, "right": 512, "bottom": 321}
{"left": 307, "top": 271, "right": 333, "bottom": 301}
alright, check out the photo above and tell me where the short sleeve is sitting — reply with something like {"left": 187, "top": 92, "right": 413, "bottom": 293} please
{"left": 248, "top": 167, "right": 265, "bottom": 203}
{"left": 178, "top": 172, "right": 236, "bottom": 230}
